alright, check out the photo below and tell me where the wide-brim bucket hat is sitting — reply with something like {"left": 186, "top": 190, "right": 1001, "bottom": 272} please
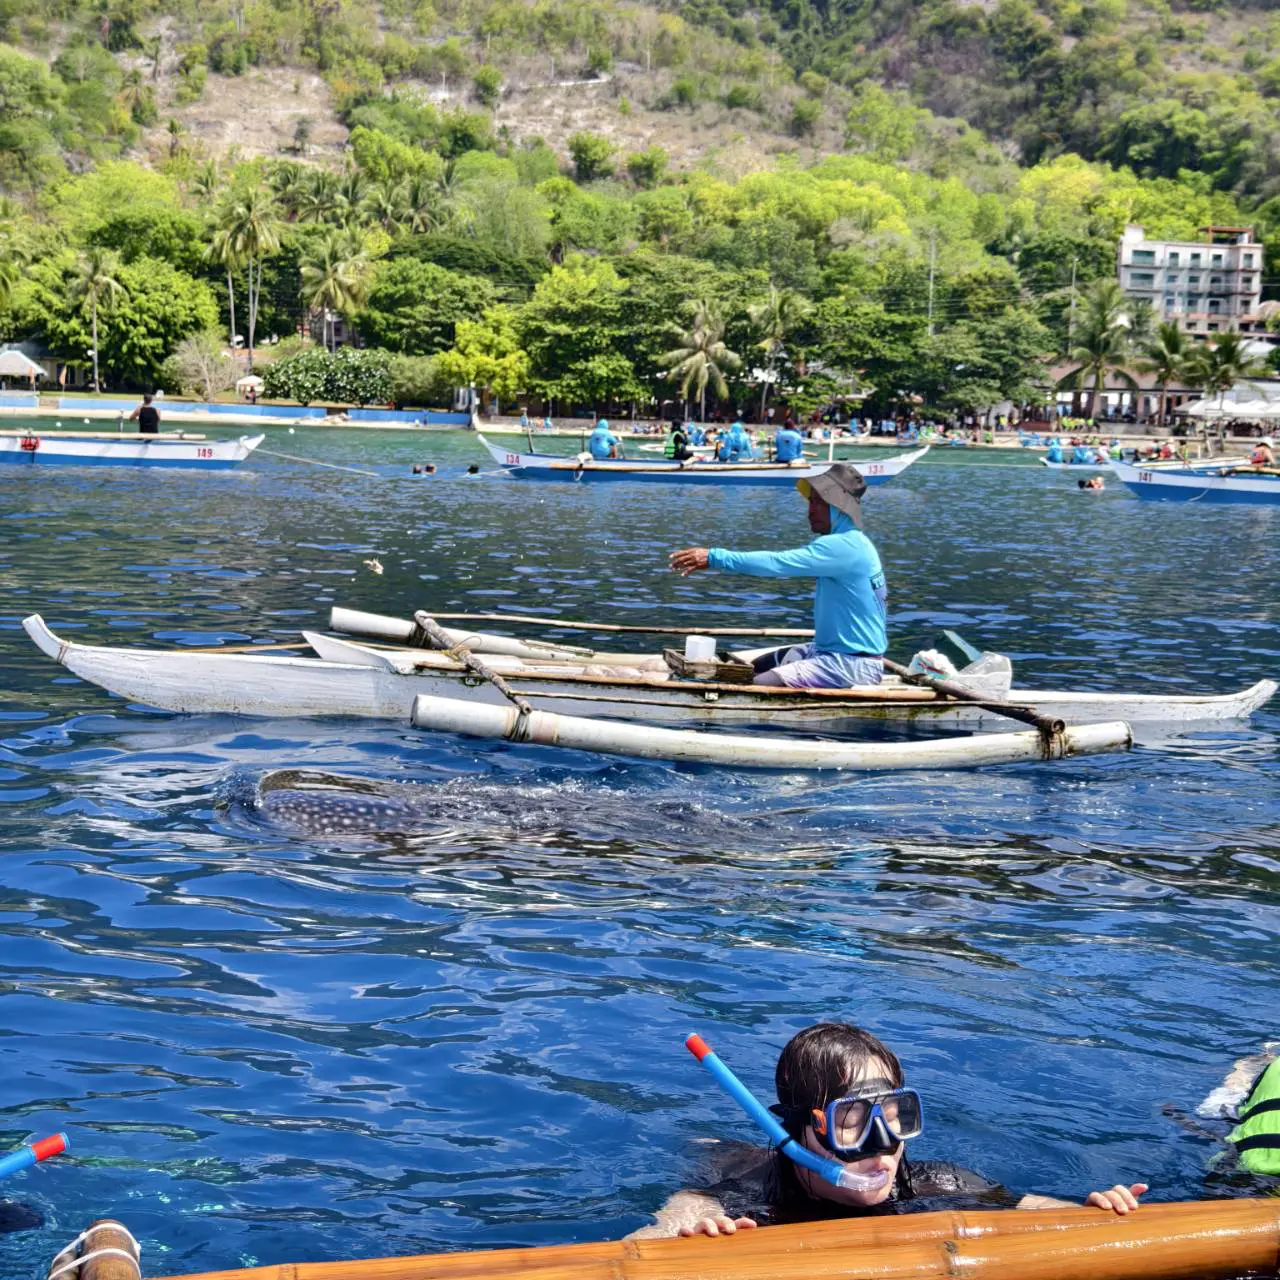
{"left": 796, "top": 462, "right": 867, "bottom": 526}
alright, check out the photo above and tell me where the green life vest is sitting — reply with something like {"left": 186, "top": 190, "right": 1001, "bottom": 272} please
{"left": 1228, "top": 1058, "right": 1280, "bottom": 1175}
{"left": 663, "top": 431, "right": 677, "bottom": 458}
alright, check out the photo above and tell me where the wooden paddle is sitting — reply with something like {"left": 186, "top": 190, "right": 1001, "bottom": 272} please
{"left": 881, "top": 657, "right": 1065, "bottom": 737}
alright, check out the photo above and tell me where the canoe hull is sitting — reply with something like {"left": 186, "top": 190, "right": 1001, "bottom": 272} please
{"left": 1113, "top": 460, "right": 1280, "bottom": 504}
{"left": 478, "top": 433, "right": 928, "bottom": 486}
{"left": 23, "top": 616, "right": 1276, "bottom": 730}
{"left": 0, "top": 432, "right": 264, "bottom": 469}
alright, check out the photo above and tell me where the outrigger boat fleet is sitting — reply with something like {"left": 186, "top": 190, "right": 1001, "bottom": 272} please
{"left": 22, "top": 606, "right": 1275, "bottom": 770}
{"left": 0, "top": 428, "right": 264, "bottom": 469}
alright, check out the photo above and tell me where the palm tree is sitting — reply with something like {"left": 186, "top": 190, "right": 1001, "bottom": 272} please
{"left": 403, "top": 173, "right": 449, "bottom": 234}
{"left": 1057, "top": 279, "right": 1137, "bottom": 420}
{"left": 204, "top": 223, "right": 242, "bottom": 355}
{"left": 69, "top": 249, "right": 125, "bottom": 392}
{"left": 662, "top": 300, "right": 741, "bottom": 422}
{"left": 216, "top": 188, "right": 282, "bottom": 370}
{"left": 363, "top": 179, "right": 408, "bottom": 234}
{"left": 1183, "top": 331, "right": 1269, "bottom": 430}
{"left": 297, "top": 169, "right": 341, "bottom": 225}
{"left": 1135, "top": 321, "right": 1191, "bottom": 427}
{"left": 191, "top": 159, "right": 220, "bottom": 204}
{"left": 748, "top": 284, "right": 812, "bottom": 418}
{"left": 300, "top": 231, "right": 370, "bottom": 352}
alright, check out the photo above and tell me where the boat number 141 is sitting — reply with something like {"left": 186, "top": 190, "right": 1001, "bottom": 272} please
{"left": 1138, "top": 470, "right": 1153, "bottom": 482}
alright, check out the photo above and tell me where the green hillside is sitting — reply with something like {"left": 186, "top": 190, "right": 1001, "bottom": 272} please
{"left": 0, "top": 0, "right": 1275, "bottom": 413}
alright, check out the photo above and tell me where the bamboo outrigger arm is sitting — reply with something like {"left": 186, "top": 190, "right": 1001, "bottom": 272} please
{"left": 132, "top": 1199, "right": 1280, "bottom": 1280}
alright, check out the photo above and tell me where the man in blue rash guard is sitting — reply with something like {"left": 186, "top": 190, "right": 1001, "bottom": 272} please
{"left": 773, "top": 422, "right": 805, "bottom": 463}
{"left": 668, "top": 463, "right": 887, "bottom": 689}
{"left": 588, "top": 419, "right": 621, "bottom": 460}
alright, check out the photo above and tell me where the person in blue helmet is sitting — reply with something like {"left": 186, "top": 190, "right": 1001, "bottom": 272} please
{"left": 669, "top": 463, "right": 887, "bottom": 689}
{"left": 587, "top": 418, "right": 621, "bottom": 460}
{"left": 1046, "top": 437, "right": 1065, "bottom": 463}
{"left": 773, "top": 421, "right": 805, "bottom": 463}
{"left": 716, "top": 420, "right": 755, "bottom": 462}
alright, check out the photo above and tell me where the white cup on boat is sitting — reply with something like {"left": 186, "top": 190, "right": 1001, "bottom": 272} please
{"left": 684, "top": 635, "right": 717, "bottom": 662}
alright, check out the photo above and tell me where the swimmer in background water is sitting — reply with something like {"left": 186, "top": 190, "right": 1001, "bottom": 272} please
{"left": 636, "top": 1022, "right": 1148, "bottom": 1238}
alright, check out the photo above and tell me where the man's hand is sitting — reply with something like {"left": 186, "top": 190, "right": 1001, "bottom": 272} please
{"left": 669, "top": 547, "right": 710, "bottom": 576}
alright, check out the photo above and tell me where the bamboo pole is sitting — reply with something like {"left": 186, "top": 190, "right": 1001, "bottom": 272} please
{"left": 150, "top": 1200, "right": 1280, "bottom": 1280}
{"left": 409, "top": 695, "right": 1132, "bottom": 769}
{"left": 336, "top": 608, "right": 815, "bottom": 640}
{"left": 881, "top": 657, "right": 1065, "bottom": 736}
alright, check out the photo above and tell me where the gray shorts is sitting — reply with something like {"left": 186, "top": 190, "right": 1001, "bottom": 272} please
{"left": 762, "top": 643, "right": 884, "bottom": 689}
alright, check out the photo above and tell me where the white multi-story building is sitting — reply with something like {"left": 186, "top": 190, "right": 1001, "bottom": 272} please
{"left": 1117, "top": 224, "right": 1267, "bottom": 339}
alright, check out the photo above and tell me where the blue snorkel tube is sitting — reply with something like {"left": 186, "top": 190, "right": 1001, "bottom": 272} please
{"left": 685, "top": 1034, "right": 888, "bottom": 1192}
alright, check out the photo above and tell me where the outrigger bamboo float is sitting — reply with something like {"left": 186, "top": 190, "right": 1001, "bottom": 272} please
{"left": 22, "top": 611, "right": 1275, "bottom": 732}
{"left": 0, "top": 429, "right": 265, "bottom": 469}
{"left": 477, "top": 431, "right": 929, "bottom": 485}
{"left": 53, "top": 1198, "right": 1280, "bottom": 1280}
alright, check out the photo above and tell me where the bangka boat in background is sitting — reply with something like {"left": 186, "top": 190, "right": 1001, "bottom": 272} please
{"left": 1113, "top": 459, "right": 1280, "bottom": 504}
{"left": 0, "top": 430, "right": 265, "bottom": 469}
{"left": 477, "top": 432, "right": 929, "bottom": 485}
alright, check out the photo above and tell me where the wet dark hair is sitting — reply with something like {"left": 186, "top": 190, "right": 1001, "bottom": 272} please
{"left": 775, "top": 1022, "right": 904, "bottom": 1116}
{"left": 768, "top": 1023, "right": 913, "bottom": 1213}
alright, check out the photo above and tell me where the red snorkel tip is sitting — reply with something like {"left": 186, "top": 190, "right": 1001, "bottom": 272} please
{"left": 30, "top": 1134, "right": 68, "bottom": 1162}
{"left": 685, "top": 1034, "right": 711, "bottom": 1061}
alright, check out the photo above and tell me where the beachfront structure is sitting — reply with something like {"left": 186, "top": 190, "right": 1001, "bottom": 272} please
{"left": 1117, "top": 224, "right": 1271, "bottom": 341}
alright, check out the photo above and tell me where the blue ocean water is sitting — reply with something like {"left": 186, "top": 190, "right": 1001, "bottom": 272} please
{"left": 0, "top": 428, "right": 1277, "bottom": 1277}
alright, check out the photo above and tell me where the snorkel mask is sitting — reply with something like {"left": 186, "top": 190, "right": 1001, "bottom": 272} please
{"left": 798, "top": 1078, "right": 924, "bottom": 1159}
{"left": 686, "top": 1034, "right": 913, "bottom": 1194}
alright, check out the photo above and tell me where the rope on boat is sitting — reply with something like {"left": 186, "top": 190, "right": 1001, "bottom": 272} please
{"left": 47, "top": 1220, "right": 141, "bottom": 1280}
{"left": 413, "top": 611, "right": 534, "bottom": 737}
{"left": 254, "top": 446, "right": 381, "bottom": 478}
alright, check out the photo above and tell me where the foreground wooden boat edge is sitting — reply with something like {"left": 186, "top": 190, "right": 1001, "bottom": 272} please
{"left": 146, "top": 1199, "right": 1280, "bottom": 1280}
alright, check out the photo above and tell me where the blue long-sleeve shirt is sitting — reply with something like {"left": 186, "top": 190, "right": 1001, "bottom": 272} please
{"left": 717, "top": 424, "right": 755, "bottom": 462}
{"left": 707, "top": 511, "right": 887, "bottom": 655}
{"left": 774, "top": 427, "right": 804, "bottom": 462}
{"left": 588, "top": 426, "right": 618, "bottom": 460}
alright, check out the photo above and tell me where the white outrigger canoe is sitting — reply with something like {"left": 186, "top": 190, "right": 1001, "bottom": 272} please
{"left": 1113, "top": 459, "right": 1280, "bottom": 505}
{"left": 0, "top": 429, "right": 264, "bottom": 469}
{"left": 478, "top": 432, "right": 928, "bottom": 486}
{"left": 22, "top": 614, "right": 1275, "bottom": 733}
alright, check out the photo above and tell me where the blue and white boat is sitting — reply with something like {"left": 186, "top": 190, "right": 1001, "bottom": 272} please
{"left": 0, "top": 429, "right": 264, "bottom": 470}
{"left": 1113, "top": 459, "right": 1280, "bottom": 505}
{"left": 478, "top": 432, "right": 928, "bottom": 485}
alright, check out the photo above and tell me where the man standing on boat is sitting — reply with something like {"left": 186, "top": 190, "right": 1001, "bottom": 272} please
{"left": 130, "top": 393, "right": 160, "bottom": 435}
{"left": 669, "top": 463, "right": 886, "bottom": 689}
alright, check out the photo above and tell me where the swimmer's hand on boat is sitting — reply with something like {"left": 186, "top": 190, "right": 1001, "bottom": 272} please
{"left": 1085, "top": 1182, "right": 1149, "bottom": 1214}
{"left": 670, "top": 547, "right": 710, "bottom": 576}
{"left": 678, "top": 1214, "right": 757, "bottom": 1237}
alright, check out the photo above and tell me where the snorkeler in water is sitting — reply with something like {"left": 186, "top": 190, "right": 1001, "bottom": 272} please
{"left": 639, "top": 1023, "right": 1148, "bottom": 1237}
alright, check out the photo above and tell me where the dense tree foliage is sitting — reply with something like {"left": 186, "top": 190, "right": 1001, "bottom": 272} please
{"left": 0, "top": 0, "right": 1277, "bottom": 414}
